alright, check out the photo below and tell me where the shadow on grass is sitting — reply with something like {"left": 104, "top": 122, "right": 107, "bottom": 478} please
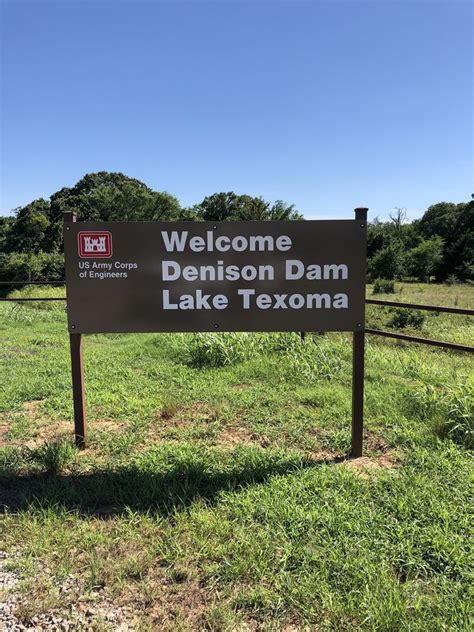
{"left": 0, "top": 451, "right": 347, "bottom": 518}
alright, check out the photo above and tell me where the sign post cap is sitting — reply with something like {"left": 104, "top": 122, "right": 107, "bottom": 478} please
{"left": 354, "top": 208, "right": 368, "bottom": 221}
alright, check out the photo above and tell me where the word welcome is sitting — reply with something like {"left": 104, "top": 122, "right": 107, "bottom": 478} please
{"left": 161, "top": 231, "right": 293, "bottom": 253}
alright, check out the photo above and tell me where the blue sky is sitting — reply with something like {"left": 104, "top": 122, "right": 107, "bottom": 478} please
{"left": 1, "top": 0, "right": 472, "bottom": 220}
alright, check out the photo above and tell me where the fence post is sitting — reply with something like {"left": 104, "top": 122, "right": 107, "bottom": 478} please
{"left": 351, "top": 207, "right": 368, "bottom": 457}
{"left": 63, "top": 211, "right": 87, "bottom": 448}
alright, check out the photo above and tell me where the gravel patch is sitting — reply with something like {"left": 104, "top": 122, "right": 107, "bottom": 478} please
{"left": 0, "top": 551, "right": 136, "bottom": 630}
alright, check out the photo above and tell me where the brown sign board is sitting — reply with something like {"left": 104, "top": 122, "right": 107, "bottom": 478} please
{"left": 64, "top": 220, "right": 366, "bottom": 334}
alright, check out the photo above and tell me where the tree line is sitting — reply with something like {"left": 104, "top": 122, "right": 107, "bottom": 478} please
{"left": 0, "top": 171, "right": 472, "bottom": 286}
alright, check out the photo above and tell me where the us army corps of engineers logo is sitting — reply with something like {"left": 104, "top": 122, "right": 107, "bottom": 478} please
{"left": 78, "top": 231, "right": 113, "bottom": 258}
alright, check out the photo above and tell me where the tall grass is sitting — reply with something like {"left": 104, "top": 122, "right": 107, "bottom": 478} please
{"left": 182, "top": 332, "right": 346, "bottom": 380}
{"left": 1, "top": 285, "right": 66, "bottom": 323}
{"left": 412, "top": 379, "right": 474, "bottom": 449}
{"left": 7, "top": 285, "right": 66, "bottom": 310}
{"left": 34, "top": 439, "right": 78, "bottom": 475}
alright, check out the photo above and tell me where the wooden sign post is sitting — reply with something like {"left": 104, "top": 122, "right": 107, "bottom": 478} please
{"left": 63, "top": 211, "right": 86, "bottom": 447}
{"left": 351, "top": 208, "right": 367, "bottom": 457}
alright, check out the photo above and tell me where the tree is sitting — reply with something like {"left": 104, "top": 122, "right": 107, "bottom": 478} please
{"left": 445, "top": 201, "right": 474, "bottom": 281}
{"left": 2, "top": 174, "right": 305, "bottom": 285}
{"left": 389, "top": 207, "right": 408, "bottom": 237}
{"left": 0, "top": 216, "right": 14, "bottom": 252}
{"left": 417, "top": 201, "right": 470, "bottom": 280}
{"left": 232, "top": 195, "right": 270, "bottom": 221}
{"left": 417, "top": 202, "right": 464, "bottom": 241}
{"left": 48, "top": 172, "right": 182, "bottom": 223}
{"left": 5, "top": 199, "right": 51, "bottom": 253}
{"left": 3, "top": 172, "right": 185, "bottom": 257}
{"left": 0, "top": 251, "right": 64, "bottom": 284}
{"left": 269, "top": 200, "right": 303, "bottom": 221}
{"left": 194, "top": 192, "right": 252, "bottom": 221}
{"left": 368, "top": 243, "right": 403, "bottom": 280}
{"left": 194, "top": 192, "right": 302, "bottom": 222}
{"left": 406, "top": 237, "right": 444, "bottom": 282}
{"left": 367, "top": 212, "right": 416, "bottom": 279}
{"left": 367, "top": 218, "right": 392, "bottom": 259}
{"left": 366, "top": 199, "right": 473, "bottom": 282}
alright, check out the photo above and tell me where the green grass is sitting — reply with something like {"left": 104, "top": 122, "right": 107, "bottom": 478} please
{"left": 0, "top": 283, "right": 473, "bottom": 630}
{"left": 366, "top": 282, "right": 473, "bottom": 345}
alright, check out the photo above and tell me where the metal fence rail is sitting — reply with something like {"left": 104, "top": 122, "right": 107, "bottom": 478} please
{"left": 0, "top": 280, "right": 65, "bottom": 285}
{"left": 365, "top": 328, "right": 473, "bottom": 353}
{"left": 0, "top": 280, "right": 67, "bottom": 301}
{"left": 366, "top": 298, "right": 473, "bottom": 316}
{"left": 365, "top": 298, "right": 474, "bottom": 353}
{"left": 0, "top": 297, "right": 66, "bottom": 301}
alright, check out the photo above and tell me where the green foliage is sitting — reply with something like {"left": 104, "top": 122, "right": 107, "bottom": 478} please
{"left": 0, "top": 252, "right": 64, "bottom": 288}
{"left": 184, "top": 332, "right": 258, "bottom": 367}
{"left": 5, "top": 199, "right": 52, "bottom": 253}
{"left": 48, "top": 172, "right": 183, "bottom": 224}
{"left": 6, "top": 285, "right": 66, "bottom": 311}
{"left": 413, "top": 380, "right": 474, "bottom": 449}
{"left": 194, "top": 191, "right": 302, "bottom": 222}
{"left": 268, "top": 199, "right": 302, "bottom": 220}
{"left": 2, "top": 172, "right": 472, "bottom": 285}
{"left": 446, "top": 202, "right": 474, "bottom": 281}
{"left": 437, "top": 382, "right": 474, "bottom": 449}
{"left": 276, "top": 335, "right": 344, "bottom": 382}
{"left": 182, "top": 332, "right": 302, "bottom": 368}
{"left": 0, "top": 216, "right": 14, "bottom": 251}
{"left": 0, "top": 446, "right": 28, "bottom": 477}
{"left": 372, "top": 279, "right": 395, "bottom": 294}
{"left": 417, "top": 201, "right": 465, "bottom": 242}
{"left": 445, "top": 274, "right": 460, "bottom": 286}
{"left": 0, "top": 172, "right": 186, "bottom": 290}
{"left": 406, "top": 236, "right": 444, "bottom": 282}
{"left": 1, "top": 175, "right": 305, "bottom": 285}
{"left": 388, "top": 307, "right": 425, "bottom": 330}
{"left": 368, "top": 244, "right": 403, "bottom": 281}
{"left": 0, "top": 285, "right": 66, "bottom": 325}
{"left": 182, "top": 332, "right": 345, "bottom": 384}
{"left": 368, "top": 201, "right": 473, "bottom": 282}
{"left": 34, "top": 440, "right": 78, "bottom": 475}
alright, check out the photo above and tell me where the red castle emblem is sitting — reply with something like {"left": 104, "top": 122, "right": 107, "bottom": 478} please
{"left": 78, "top": 231, "right": 113, "bottom": 258}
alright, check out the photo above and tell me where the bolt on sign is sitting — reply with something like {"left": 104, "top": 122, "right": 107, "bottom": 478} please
{"left": 64, "top": 220, "right": 366, "bottom": 334}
